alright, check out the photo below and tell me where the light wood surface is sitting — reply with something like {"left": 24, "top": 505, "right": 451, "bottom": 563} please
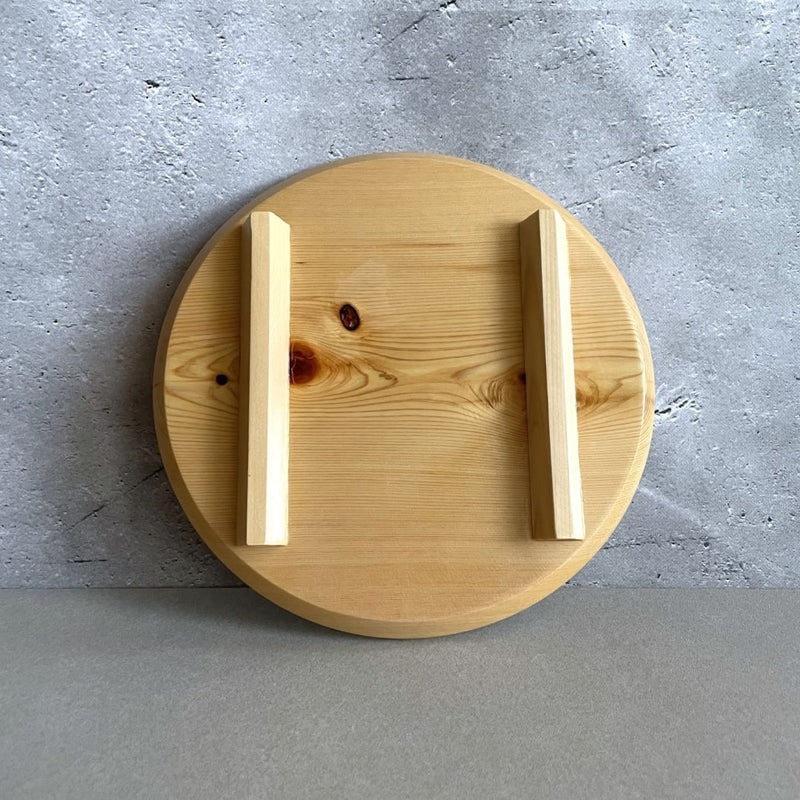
{"left": 238, "top": 212, "right": 290, "bottom": 546}
{"left": 519, "top": 210, "right": 584, "bottom": 541}
{"left": 153, "top": 154, "right": 654, "bottom": 638}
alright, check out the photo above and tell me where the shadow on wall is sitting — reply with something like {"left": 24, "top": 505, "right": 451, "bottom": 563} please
{"left": 53, "top": 197, "right": 275, "bottom": 588}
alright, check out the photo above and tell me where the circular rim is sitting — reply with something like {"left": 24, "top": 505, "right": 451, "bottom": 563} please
{"left": 154, "top": 153, "right": 655, "bottom": 637}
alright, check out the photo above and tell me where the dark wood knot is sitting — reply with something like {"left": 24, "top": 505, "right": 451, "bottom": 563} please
{"left": 339, "top": 303, "right": 360, "bottom": 331}
{"left": 290, "top": 341, "right": 319, "bottom": 385}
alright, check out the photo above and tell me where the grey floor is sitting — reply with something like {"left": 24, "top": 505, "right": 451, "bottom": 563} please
{"left": 2, "top": 588, "right": 798, "bottom": 799}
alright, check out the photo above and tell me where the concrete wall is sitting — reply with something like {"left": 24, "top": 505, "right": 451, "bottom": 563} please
{"left": 2, "top": 1, "right": 797, "bottom": 587}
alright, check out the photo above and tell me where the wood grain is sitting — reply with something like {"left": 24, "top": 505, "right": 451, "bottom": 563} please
{"left": 519, "top": 210, "right": 584, "bottom": 541}
{"left": 238, "top": 212, "right": 290, "bottom": 546}
{"left": 153, "top": 154, "right": 655, "bottom": 638}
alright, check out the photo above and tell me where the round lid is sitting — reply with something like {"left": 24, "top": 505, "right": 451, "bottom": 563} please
{"left": 154, "top": 154, "right": 654, "bottom": 637}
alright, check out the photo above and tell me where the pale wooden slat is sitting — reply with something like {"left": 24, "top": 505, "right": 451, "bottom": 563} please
{"left": 238, "top": 212, "right": 291, "bottom": 546}
{"left": 519, "top": 209, "right": 585, "bottom": 540}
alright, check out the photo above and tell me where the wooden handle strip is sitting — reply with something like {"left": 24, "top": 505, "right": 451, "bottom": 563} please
{"left": 238, "top": 211, "right": 291, "bottom": 546}
{"left": 519, "top": 209, "right": 585, "bottom": 540}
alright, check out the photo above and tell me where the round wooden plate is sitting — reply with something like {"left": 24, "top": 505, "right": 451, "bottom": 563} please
{"left": 154, "top": 154, "right": 654, "bottom": 638}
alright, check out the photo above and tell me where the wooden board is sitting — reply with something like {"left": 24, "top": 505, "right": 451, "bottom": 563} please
{"left": 153, "top": 154, "right": 655, "bottom": 638}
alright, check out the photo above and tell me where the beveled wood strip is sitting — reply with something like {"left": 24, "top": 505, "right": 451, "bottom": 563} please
{"left": 238, "top": 212, "right": 290, "bottom": 546}
{"left": 519, "top": 210, "right": 585, "bottom": 540}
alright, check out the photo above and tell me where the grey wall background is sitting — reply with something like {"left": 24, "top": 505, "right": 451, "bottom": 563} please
{"left": 1, "top": 0, "right": 797, "bottom": 588}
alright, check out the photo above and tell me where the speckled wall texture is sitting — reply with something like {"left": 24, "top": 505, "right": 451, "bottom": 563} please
{"left": 2, "top": 1, "right": 797, "bottom": 587}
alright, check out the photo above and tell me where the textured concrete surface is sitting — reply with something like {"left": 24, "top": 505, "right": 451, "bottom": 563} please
{"left": 1, "top": 2, "right": 798, "bottom": 587}
{"left": 2, "top": 588, "right": 799, "bottom": 799}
